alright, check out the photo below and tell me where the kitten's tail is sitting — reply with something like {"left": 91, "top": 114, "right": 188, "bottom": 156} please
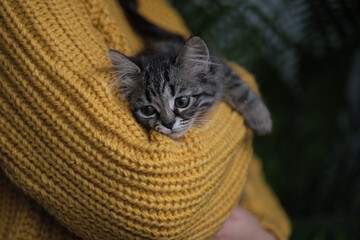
{"left": 118, "top": 0, "right": 184, "bottom": 45}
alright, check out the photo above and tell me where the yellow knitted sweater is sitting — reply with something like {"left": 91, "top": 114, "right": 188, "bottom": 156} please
{"left": 0, "top": 0, "right": 291, "bottom": 239}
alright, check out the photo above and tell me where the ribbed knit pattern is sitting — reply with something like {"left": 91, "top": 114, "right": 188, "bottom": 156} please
{"left": 0, "top": 171, "right": 80, "bottom": 240}
{"left": 0, "top": 0, "right": 290, "bottom": 239}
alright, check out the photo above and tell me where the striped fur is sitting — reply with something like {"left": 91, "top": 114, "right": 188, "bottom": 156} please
{"left": 109, "top": 1, "right": 272, "bottom": 138}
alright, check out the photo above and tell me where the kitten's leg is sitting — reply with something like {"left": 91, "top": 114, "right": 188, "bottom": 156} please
{"left": 222, "top": 66, "right": 272, "bottom": 135}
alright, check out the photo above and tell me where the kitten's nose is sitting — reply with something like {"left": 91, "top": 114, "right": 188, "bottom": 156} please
{"left": 162, "top": 121, "right": 175, "bottom": 130}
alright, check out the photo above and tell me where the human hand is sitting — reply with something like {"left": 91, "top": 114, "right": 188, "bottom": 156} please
{"left": 212, "top": 206, "right": 276, "bottom": 240}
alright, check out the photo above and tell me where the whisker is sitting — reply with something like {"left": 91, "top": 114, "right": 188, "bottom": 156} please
{"left": 189, "top": 59, "right": 222, "bottom": 67}
{"left": 193, "top": 118, "right": 217, "bottom": 124}
{"left": 193, "top": 118, "right": 215, "bottom": 123}
{"left": 164, "top": 135, "right": 185, "bottom": 145}
{"left": 191, "top": 123, "right": 208, "bottom": 129}
{"left": 192, "top": 119, "right": 218, "bottom": 127}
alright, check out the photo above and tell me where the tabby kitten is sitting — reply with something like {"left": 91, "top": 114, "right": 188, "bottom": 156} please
{"left": 109, "top": 0, "right": 272, "bottom": 138}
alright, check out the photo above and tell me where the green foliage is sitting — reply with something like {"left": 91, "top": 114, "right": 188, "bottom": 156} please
{"left": 170, "top": 0, "right": 360, "bottom": 238}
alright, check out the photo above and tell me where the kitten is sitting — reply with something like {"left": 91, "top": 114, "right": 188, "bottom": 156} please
{"left": 109, "top": 0, "right": 272, "bottom": 138}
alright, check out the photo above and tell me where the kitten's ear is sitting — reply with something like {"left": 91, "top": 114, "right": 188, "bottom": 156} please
{"left": 176, "top": 36, "right": 211, "bottom": 77}
{"left": 109, "top": 49, "right": 140, "bottom": 74}
{"left": 108, "top": 49, "right": 140, "bottom": 96}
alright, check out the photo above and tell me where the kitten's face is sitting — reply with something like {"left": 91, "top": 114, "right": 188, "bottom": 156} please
{"left": 110, "top": 37, "right": 216, "bottom": 138}
{"left": 129, "top": 64, "right": 209, "bottom": 138}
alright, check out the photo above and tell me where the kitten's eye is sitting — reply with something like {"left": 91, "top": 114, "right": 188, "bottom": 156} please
{"left": 140, "top": 105, "right": 156, "bottom": 116}
{"left": 175, "top": 96, "right": 190, "bottom": 108}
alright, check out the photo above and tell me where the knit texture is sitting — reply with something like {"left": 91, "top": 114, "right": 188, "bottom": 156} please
{"left": 0, "top": 0, "right": 291, "bottom": 239}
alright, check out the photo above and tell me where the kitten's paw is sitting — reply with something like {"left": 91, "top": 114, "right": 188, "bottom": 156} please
{"left": 244, "top": 102, "right": 272, "bottom": 135}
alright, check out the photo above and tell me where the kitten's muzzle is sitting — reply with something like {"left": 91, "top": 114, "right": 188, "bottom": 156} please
{"left": 162, "top": 120, "right": 175, "bottom": 130}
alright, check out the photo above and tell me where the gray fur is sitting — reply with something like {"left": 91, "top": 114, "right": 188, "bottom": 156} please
{"left": 109, "top": 36, "right": 272, "bottom": 138}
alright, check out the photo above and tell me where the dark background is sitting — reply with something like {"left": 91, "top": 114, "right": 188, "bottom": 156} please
{"left": 170, "top": 0, "right": 360, "bottom": 239}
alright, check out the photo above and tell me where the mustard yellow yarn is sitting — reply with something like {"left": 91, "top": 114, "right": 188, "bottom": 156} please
{"left": 0, "top": 0, "right": 290, "bottom": 239}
